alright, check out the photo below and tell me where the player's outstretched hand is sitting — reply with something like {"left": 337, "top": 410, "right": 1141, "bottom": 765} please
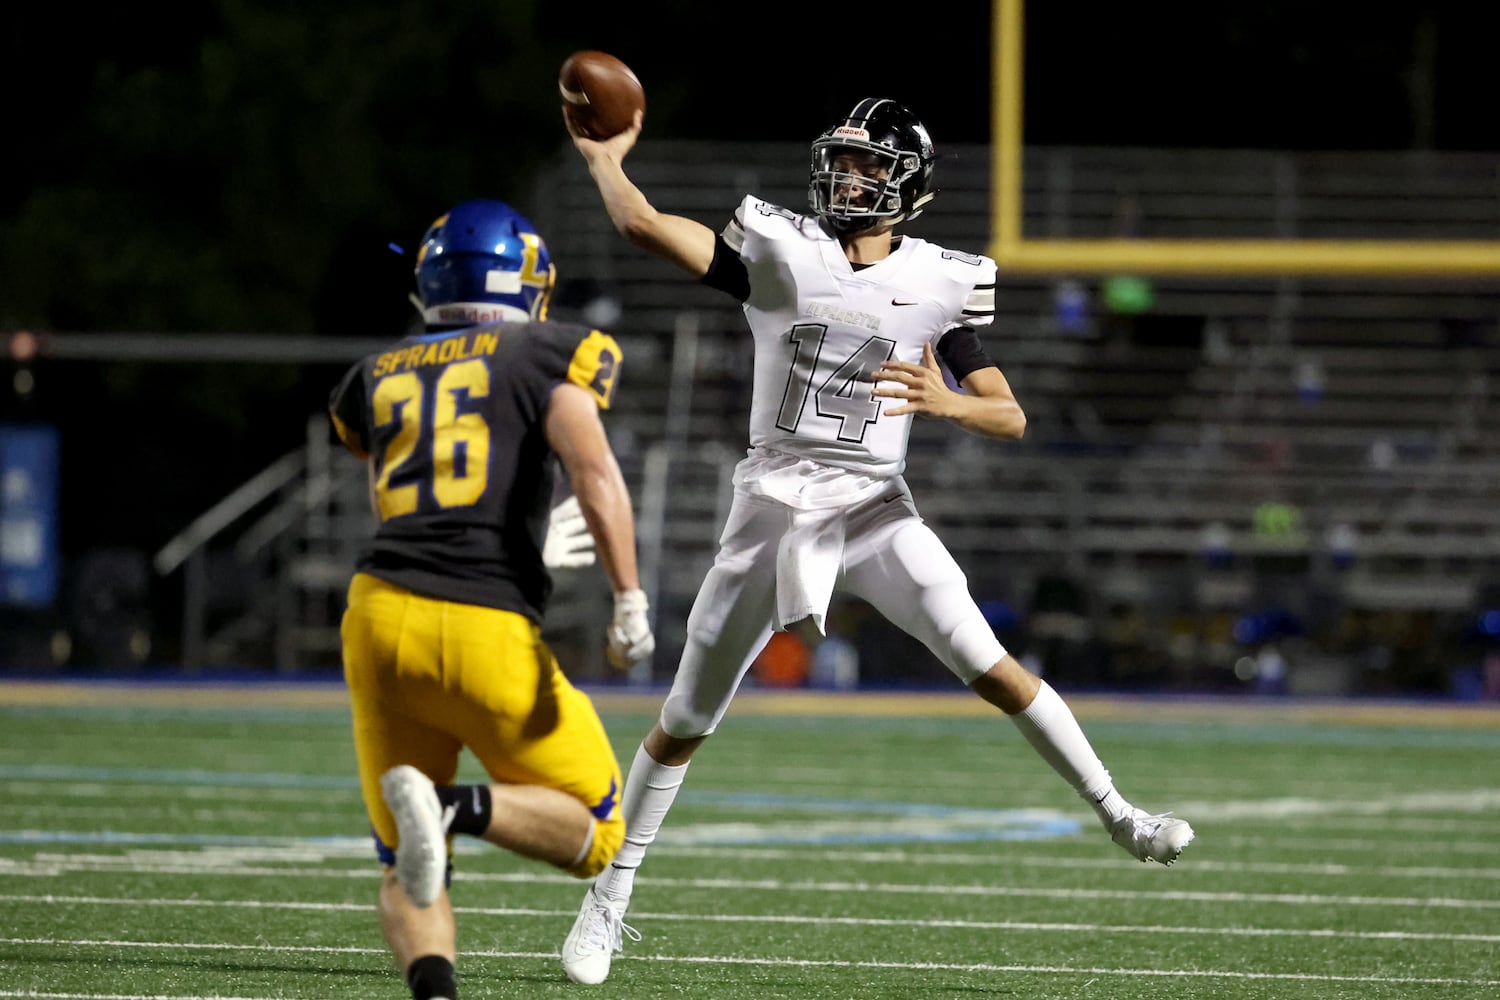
{"left": 872, "top": 342, "right": 957, "bottom": 419}
{"left": 542, "top": 495, "right": 596, "bottom": 569}
{"left": 606, "top": 588, "right": 655, "bottom": 671}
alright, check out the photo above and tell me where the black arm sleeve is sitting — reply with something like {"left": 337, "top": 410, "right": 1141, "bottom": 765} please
{"left": 700, "top": 235, "right": 751, "bottom": 302}
{"left": 935, "top": 325, "right": 996, "bottom": 382}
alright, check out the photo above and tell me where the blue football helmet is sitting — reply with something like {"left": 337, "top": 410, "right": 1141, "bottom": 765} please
{"left": 413, "top": 199, "right": 556, "bottom": 326}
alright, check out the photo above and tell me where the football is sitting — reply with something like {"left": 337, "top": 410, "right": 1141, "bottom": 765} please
{"left": 559, "top": 50, "right": 645, "bottom": 140}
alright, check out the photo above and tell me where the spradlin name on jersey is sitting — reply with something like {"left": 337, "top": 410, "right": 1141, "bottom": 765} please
{"left": 372, "top": 330, "right": 501, "bottom": 377}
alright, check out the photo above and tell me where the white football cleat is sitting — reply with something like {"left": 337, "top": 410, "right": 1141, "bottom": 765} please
{"left": 561, "top": 885, "right": 639, "bottom": 984}
{"left": 380, "top": 765, "right": 452, "bottom": 907}
{"left": 1111, "top": 809, "right": 1195, "bottom": 866}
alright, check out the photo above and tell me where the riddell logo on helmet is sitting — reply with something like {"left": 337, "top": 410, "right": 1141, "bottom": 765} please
{"left": 832, "top": 126, "right": 870, "bottom": 141}
{"left": 437, "top": 305, "right": 513, "bottom": 323}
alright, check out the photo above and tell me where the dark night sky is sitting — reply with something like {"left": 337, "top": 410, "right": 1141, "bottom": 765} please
{"left": 8, "top": 3, "right": 1499, "bottom": 155}
{"left": 552, "top": 4, "right": 1500, "bottom": 152}
{"left": 566, "top": 4, "right": 1493, "bottom": 151}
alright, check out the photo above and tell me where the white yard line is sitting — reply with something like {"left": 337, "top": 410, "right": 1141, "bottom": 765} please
{"left": 0, "top": 938, "right": 1496, "bottom": 989}
{"left": 3, "top": 893, "right": 1499, "bottom": 944}
{"left": 2, "top": 863, "right": 1498, "bottom": 909}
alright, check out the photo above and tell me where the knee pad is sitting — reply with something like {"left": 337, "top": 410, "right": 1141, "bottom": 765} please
{"left": 659, "top": 686, "right": 720, "bottom": 739}
{"left": 565, "top": 813, "right": 625, "bottom": 879}
{"left": 944, "top": 611, "right": 1007, "bottom": 685}
{"left": 656, "top": 634, "right": 747, "bottom": 739}
{"left": 912, "top": 577, "right": 1005, "bottom": 685}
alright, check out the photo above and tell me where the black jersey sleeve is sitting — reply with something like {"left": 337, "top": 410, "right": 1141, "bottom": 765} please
{"left": 701, "top": 235, "right": 751, "bottom": 302}
{"left": 328, "top": 361, "right": 370, "bottom": 459}
{"left": 935, "top": 325, "right": 997, "bottom": 383}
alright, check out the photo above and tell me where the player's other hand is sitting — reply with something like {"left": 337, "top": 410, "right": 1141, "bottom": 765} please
{"left": 606, "top": 588, "right": 655, "bottom": 671}
{"left": 542, "top": 495, "right": 597, "bottom": 569}
{"left": 872, "top": 341, "right": 956, "bottom": 419}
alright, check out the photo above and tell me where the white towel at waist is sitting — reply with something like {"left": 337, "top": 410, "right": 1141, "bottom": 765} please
{"left": 775, "top": 504, "right": 846, "bottom": 635}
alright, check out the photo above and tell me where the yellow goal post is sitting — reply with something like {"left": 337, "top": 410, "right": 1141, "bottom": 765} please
{"left": 990, "top": 0, "right": 1500, "bottom": 278}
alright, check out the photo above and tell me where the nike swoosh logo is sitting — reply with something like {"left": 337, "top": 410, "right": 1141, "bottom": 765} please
{"left": 471, "top": 787, "right": 482, "bottom": 813}
{"left": 891, "top": 299, "right": 918, "bottom": 306}
{"left": 883, "top": 493, "right": 903, "bottom": 503}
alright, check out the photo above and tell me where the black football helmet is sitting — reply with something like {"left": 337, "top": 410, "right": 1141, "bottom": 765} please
{"left": 809, "top": 98, "right": 937, "bottom": 233}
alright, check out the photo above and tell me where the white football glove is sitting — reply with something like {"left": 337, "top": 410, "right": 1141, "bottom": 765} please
{"left": 606, "top": 588, "right": 655, "bottom": 671}
{"left": 541, "top": 495, "right": 596, "bottom": 569}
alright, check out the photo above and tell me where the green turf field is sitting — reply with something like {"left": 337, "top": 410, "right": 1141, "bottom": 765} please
{"left": 1, "top": 681, "right": 1497, "bottom": 999}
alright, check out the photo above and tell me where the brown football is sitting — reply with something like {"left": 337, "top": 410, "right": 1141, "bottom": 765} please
{"left": 559, "top": 50, "right": 645, "bottom": 140}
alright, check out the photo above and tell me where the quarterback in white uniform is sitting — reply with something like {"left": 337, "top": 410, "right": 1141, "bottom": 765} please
{"left": 561, "top": 96, "right": 1195, "bottom": 985}
{"left": 729, "top": 194, "right": 996, "bottom": 478}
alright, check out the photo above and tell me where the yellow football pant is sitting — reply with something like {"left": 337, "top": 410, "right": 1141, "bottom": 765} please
{"left": 341, "top": 572, "right": 624, "bottom": 877}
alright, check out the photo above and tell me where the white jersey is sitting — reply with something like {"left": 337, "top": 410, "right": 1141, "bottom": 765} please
{"left": 722, "top": 196, "right": 997, "bottom": 478}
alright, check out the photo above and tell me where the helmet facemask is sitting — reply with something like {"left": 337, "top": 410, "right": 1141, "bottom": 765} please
{"left": 808, "top": 101, "right": 937, "bottom": 234}
{"left": 810, "top": 141, "right": 908, "bottom": 232}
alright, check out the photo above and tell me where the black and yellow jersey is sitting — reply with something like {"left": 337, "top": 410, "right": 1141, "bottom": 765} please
{"left": 328, "top": 320, "right": 622, "bottom": 621}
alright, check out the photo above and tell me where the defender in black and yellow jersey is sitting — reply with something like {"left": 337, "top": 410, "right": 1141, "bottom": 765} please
{"left": 328, "top": 199, "right": 654, "bottom": 1000}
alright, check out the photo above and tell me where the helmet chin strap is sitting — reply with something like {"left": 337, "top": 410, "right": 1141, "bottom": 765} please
{"left": 829, "top": 215, "right": 900, "bottom": 240}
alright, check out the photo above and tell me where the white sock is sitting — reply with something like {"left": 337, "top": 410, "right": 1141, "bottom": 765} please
{"left": 1009, "top": 681, "right": 1132, "bottom": 829}
{"left": 594, "top": 743, "right": 690, "bottom": 903}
